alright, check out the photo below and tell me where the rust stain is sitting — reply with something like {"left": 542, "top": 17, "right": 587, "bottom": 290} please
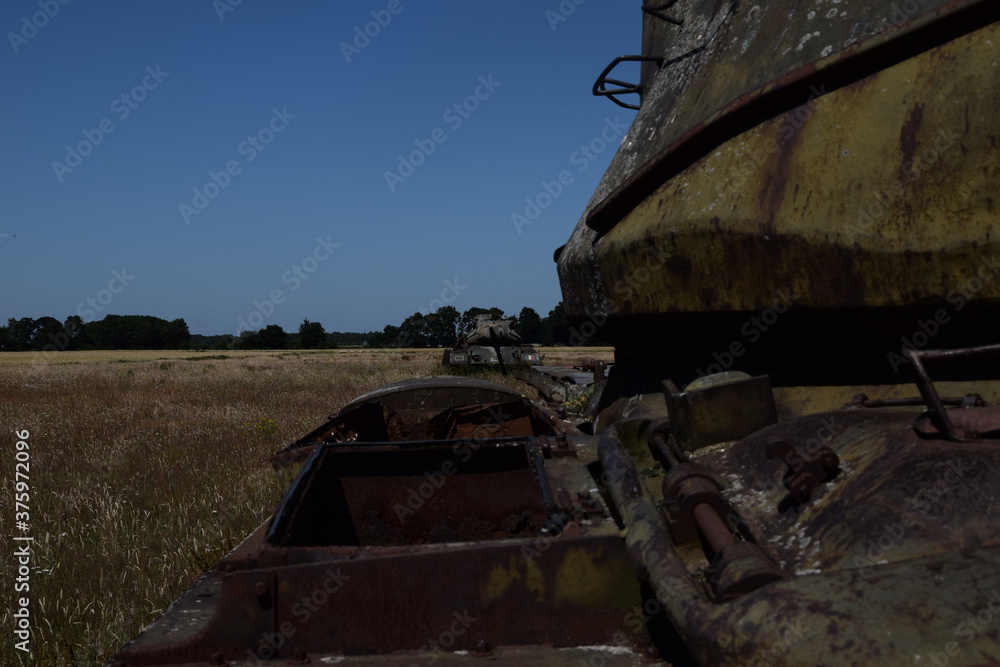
{"left": 756, "top": 117, "right": 804, "bottom": 235}
{"left": 898, "top": 102, "right": 925, "bottom": 181}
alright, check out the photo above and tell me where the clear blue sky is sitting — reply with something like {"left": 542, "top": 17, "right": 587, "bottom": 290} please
{"left": 0, "top": 1, "right": 639, "bottom": 336}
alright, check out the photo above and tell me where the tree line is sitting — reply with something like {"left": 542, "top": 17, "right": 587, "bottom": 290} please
{"left": 0, "top": 302, "right": 602, "bottom": 352}
{"left": 1, "top": 315, "right": 190, "bottom": 352}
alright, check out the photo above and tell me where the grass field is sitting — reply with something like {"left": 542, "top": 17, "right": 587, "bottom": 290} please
{"left": 0, "top": 347, "right": 611, "bottom": 666}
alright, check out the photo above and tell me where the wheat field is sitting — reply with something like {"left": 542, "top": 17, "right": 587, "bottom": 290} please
{"left": 0, "top": 347, "right": 610, "bottom": 665}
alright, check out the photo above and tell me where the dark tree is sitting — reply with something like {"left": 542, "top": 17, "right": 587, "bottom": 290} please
{"left": 542, "top": 302, "right": 572, "bottom": 346}
{"left": 378, "top": 324, "right": 402, "bottom": 348}
{"left": 259, "top": 324, "right": 287, "bottom": 349}
{"left": 425, "top": 306, "right": 459, "bottom": 347}
{"left": 299, "top": 318, "right": 326, "bottom": 349}
{"left": 5, "top": 317, "right": 38, "bottom": 351}
{"left": 398, "top": 312, "right": 430, "bottom": 348}
{"left": 164, "top": 319, "right": 191, "bottom": 349}
{"left": 84, "top": 315, "right": 189, "bottom": 349}
{"left": 516, "top": 307, "right": 544, "bottom": 343}
{"left": 31, "top": 317, "right": 63, "bottom": 351}
{"left": 459, "top": 307, "right": 505, "bottom": 334}
{"left": 63, "top": 315, "right": 88, "bottom": 350}
{"left": 234, "top": 330, "right": 261, "bottom": 349}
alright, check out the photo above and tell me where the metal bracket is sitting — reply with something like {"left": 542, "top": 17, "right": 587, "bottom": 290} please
{"left": 642, "top": 1, "right": 684, "bottom": 26}
{"left": 765, "top": 437, "right": 840, "bottom": 503}
{"left": 905, "top": 343, "right": 1000, "bottom": 442}
{"left": 592, "top": 55, "right": 665, "bottom": 110}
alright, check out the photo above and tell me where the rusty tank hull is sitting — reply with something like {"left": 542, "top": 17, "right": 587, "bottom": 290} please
{"left": 112, "top": 1, "right": 1000, "bottom": 665}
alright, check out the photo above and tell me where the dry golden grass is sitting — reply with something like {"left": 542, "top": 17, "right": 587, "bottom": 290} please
{"left": 0, "top": 348, "right": 610, "bottom": 665}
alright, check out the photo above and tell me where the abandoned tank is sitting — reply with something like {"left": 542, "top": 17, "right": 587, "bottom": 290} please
{"left": 441, "top": 315, "right": 541, "bottom": 367}
{"left": 112, "top": 0, "right": 1000, "bottom": 664}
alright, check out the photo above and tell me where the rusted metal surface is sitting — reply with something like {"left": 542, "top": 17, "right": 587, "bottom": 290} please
{"left": 765, "top": 436, "right": 840, "bottom": 503}
{"left": 663, "top": 375, "right": 777, "bottom": 450}
{"left": 270, "top": 377, "right": 538, "bottom": 467}
{"left": 660, "top": 461, "right": 728, "bottom": 545}
{"left": 907, "top": 343, "right": 1000, "bottom": 441}
{"left": 599, "top": 417, "right": 1000, "bottom": 664}
{"left": 696, "top": 408, "right": 1000, "bottom": 575}
{"left": 558, "top": 0, "right": 1000, "bottom": 357}
{"left": 587, "top": 0, "right": 1000, "bottom": 234}
{"left": 113, "top": 532, "right": 645, "bottom": 665}
{"left": 114, "top": 422, "right": 644, "bottom": 665}
{"left": 514, "top": 363, "right": 609, "bottom": 406}
{"left": 913, "top": 405, "right": 1000, "bottom": 440}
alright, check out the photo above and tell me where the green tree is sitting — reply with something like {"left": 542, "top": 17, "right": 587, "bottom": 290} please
{"left": 299, "top": 318, "right": 326, "bottom": 349}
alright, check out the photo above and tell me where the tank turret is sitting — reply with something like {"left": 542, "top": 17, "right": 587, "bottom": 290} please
{"left": 558, "top": 0, "right": 1000, "bottom": 386}
{"left": 443, "top": 315, "right": 540, "bottom": 366}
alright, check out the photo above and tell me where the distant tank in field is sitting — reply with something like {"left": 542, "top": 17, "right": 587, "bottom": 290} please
{"left": 442, "top": 315, "right": 540, "bottom": 366}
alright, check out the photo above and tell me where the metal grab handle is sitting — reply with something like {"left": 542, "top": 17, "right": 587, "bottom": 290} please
{"left": 592, "top": 55, "right": 665, "bottom": 110}
{"left": 905, "top": 343, "right": 1000, "bottom": 441}
{"left": 642, "top": 1, "right": 684, "bottom": 25}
